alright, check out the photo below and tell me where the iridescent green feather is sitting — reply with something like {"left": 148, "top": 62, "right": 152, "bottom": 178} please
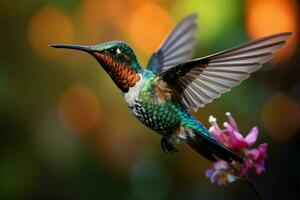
{"left": 139, "top": 77, "right": 181, "bottom": 132}
{"left": 139, "top": 76, "right": 211, "bottom": 138}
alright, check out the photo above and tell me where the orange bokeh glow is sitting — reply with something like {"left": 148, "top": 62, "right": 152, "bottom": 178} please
{"left": 246, "top": 0, "right": 298, "bottom": 61}
{"left": 79, "top": 0, "right": 105, "bottom": 44}
{"left": 127, "top": 3, "right": 174, "bottom": 55}
{"left": 28, "top": 6, "right": 74, "bottom": 59}
{"left": 261, "top": 93, "right": 300, "bottom": 141}
{"left": 58, "top": 84, "right": 101, "bottom": 134}
{"left": 101, "top": 0, "right": 134, "bottom": 31}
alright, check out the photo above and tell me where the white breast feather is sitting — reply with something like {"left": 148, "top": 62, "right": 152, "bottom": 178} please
{"left": 123, "top": 74, "right": 144, "bottom": 106}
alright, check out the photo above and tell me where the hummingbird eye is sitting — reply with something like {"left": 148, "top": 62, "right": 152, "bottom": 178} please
{"left": 107, "top": 48, "right": 120, "bottom": 56}
{"left": 106, "top": 48, "right": 122, "bottom": 56}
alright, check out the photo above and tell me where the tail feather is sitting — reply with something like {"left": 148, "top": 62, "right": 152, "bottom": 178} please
{"left": 187, "top": 130, "right": 243, "bottom": 163}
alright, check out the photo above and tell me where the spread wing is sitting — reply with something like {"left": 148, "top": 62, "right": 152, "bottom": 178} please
{"left": 161, "top": 32, "right": 293, "bottom": 112}
{"left": 147, "top": 14, "right": 198, "bottom": 74}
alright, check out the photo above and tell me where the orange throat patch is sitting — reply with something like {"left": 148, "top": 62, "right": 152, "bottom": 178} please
{"left": 93, "top": 53, "right": 140, "bottom": 92}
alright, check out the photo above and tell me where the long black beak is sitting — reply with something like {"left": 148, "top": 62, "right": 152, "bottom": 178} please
{"left": 50, "top": 44, "right": 92, "bottom": 53}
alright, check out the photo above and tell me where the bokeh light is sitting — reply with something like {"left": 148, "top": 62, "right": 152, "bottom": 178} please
{"left": 246, "top": 0, "right": 298, "bottom": 61}
{"left": 78, "top": 0, "right": 105, "bottom": 44}
{"left": 127, "top": 3, "right": 174, "bottom": 55}
{"left": 261, "top": 93, "right": 300, "bottom": 141}
{"left": 91, "top": 113, "right": 151, "bottom": 173}
{"left": 173, "top": 0, "right": 243, "bottom": 49}
{"left": 28, "top": 6, "right": 74, "bottom": 59}
{"left": 101, "top": 0, "right": 135, "bottom": 31}
{"left": 58, "top": 84, "right": 101, "bottom": 134}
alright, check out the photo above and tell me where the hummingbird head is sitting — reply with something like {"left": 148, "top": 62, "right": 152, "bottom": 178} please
{"left": 51, "top": 41, "right": 142, "bottom": 92}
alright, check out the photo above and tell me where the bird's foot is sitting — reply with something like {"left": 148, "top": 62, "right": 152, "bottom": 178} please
{"left": 161, "top": 137, "right": 178, "bottom": 153}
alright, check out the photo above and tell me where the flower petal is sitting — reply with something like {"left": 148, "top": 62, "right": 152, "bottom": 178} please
{"left": 205, "top": 160, "right": 239, "bottom": 185}
{"left": 209, "top": 127, "right": 225, "bottom": 144}
{"left": 247, "top": 149, "right": 260, "bottom": 160}
{"left": 226, "top": 112, "right": 239, "bottom": 131}
{"left": 209, "top": 115, "right": 222, "bottom": 133}
{"left": 223, "top": 122, "right": 247, "bottom": 149}
{"left": 257, "top": 143, "right": 268, "bottom": 160}
{"left": 205, "top": 168, "right": 214, "bottom": 178}
{"left": 227, "top": 174, "right": 238, "bottom": 183}
{"left": 214, "top": 160, "right": 228, "bottom": 170}
{"left": 240, "top": 158, "right": 252, "bottom": 176}
{"left": 245, "top": 127, "right": 259, "bottom": 147}
{"left": 242, "top": 143, "right": 268, "bottom": 176}
{"left": 254, "top": 160, "right": 266, "bottom": 175}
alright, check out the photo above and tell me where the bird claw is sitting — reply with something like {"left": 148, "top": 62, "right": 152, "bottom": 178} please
{"left": 161, "top": 137, "right": 178, "bottom": 153}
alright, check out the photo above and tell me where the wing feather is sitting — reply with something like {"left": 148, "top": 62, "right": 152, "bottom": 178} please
{"left": 161, "top": 32, "right": 293, "bottom": 111}
{"left": 147, "top": 14, "right": 198, "bottom": 74}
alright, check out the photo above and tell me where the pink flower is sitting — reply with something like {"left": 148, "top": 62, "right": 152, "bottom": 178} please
{"left": 205, "top": 160, "right": 238, "bottom": 185}
{"left": 241, "top": 143, "right": 268, "bottom": 176}
{"left": 206, "top": 112, "right": 268, "bottom": 185}
{"left": 209, "top": 112, "right": 258, "bottom": 152}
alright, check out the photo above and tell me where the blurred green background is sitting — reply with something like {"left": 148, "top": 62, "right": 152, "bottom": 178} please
{"left": 1, "top": 0, "right": 300, "bottom": 199}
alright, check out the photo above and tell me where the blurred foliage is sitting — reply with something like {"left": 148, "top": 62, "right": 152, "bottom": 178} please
{"left": 0, "top": 0, "right": 300, "bottom": 199}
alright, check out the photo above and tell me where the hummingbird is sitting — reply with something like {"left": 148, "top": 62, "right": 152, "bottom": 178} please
{"left": 51, "top": 14, "right": 292, "bottom": 163}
